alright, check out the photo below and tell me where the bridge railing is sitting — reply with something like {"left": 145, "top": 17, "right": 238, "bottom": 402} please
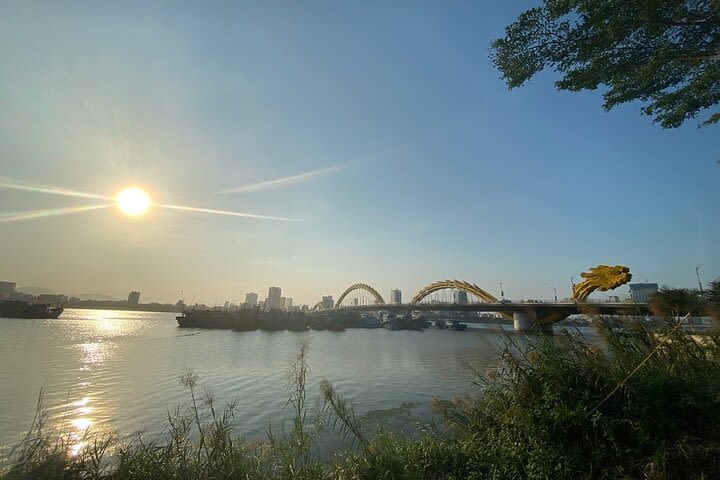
{"left": 332, "top": 298, "right": 636, "bottom": 308}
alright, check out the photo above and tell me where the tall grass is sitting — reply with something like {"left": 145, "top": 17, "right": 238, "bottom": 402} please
{"left": 340, "top": 323, "right": 720, "bottom": 479}
{"left": 2, "top": 323, "right": 720, "bottom": 479}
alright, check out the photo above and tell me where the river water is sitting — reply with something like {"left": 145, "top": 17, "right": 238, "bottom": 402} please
{"left": 0, "top": 308, "right": 593, "bottom": 455}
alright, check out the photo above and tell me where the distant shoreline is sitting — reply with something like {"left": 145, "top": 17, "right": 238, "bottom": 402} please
{"left": 64, "top": 302, "right": 181, "bottom": 313}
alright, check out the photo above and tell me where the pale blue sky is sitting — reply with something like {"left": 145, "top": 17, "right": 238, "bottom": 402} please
{"left": 0, "top": 2, "right": 717, "bottom": 304}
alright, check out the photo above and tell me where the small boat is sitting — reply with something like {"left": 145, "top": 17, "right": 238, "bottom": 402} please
{"left": 435, "top": 319, "right": 447, "bottom": 329}
{"left": 447, "top": 320, "right": 468, "bottom": 331}
{"left": 381, "top": 313, "right": 399, "bottom": 330}
{"left": 360, "top": 313, "right": 381, "bottom": 328}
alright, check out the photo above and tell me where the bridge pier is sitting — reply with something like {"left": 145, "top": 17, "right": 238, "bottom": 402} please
{"left": 513, "top": 312, "right": 553, "bottom": 334}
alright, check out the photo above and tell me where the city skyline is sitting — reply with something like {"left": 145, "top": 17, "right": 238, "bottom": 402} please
{"left": 0, "top": 276, "right": 684, "bottom": 309}
{"left": 0, "top": 2, "right": 717, "bottom": 305}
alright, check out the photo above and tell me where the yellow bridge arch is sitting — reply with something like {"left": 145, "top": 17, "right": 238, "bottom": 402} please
{"left": 411, "top": 280, "right": 497, "bottom": 304}
{"left": 335, "top": 283, "right": 385, "bottom": 308}
{"left": 411, "top": 280, "right": 513, "bottom": 321}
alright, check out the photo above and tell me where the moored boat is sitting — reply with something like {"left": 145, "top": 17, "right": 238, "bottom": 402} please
{"left": 176, "top": 308, "right": 236, "bottom": 329}
{"left": 0, "top": 300, "right": 64, "bottom": 319}
{"left": 447, "top": 320, "right": 468, "bottom": 331}
{"left": 176, "top": 308, "right": 307, "bottom": 331}
{"left": 381, "top": 313, "right": 428, "bottom": 331}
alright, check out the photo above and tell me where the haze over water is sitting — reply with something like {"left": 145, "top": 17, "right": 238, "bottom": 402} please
{"left": 0, "top": 309, "right": 583, "bottom": 454}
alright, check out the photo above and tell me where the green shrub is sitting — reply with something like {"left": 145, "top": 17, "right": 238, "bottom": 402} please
{"left": 434, "top": 325, "right": 720, "bottom": 479}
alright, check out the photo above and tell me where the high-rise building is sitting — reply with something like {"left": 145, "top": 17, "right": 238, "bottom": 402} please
{"left": 629, "top": 283, "right": 659, "bottom": 303}
{"left": 390, "top": 289, "right": 402, "bottom": 304}
{"left": 453, "top": 290, "right": 468, "bottom": 304}
{"left": 128, "top": 291, "right": 141, "bottom": 305}
{"left": 267, "top": 287, "right": 282, "bottom": 310}
{"left": 0, "top": 281, "right": 16, "bottom": 299}
{"left": 245, "top": 292, "right": 258, "bottom": 306}
{"left": 280, "top": 297, "right": 286, "bottom": 310}
{"left": 285, "top": 297, "right": 293, "bottom": 310}
{"left": 322, "top": 295, "right": 334, "bottom": 309}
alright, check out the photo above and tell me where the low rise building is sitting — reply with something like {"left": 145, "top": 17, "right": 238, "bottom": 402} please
{"left": 322, "top": 295, "right": 334, "bottom": 309}
{"left": 629, "top": 283, "right": 659, "bottom": 303}
{"left": 454, "top": 290, "right": 468, "bottom": 304}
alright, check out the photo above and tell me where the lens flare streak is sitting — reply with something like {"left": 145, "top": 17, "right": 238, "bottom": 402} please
{"left": 157, "top": 203, "right": 295, "bottom": 221}
{"left": 0, "top": 177, "right": 110, "bottom": 200}
{"left": 0, "top": 204, "right": 113, "bottom": 222}
{"left": 0, "top": 177, "right": 293, "bottom": 222}
{"left": 218, "top": 164, "right": 347, "bottom": 194}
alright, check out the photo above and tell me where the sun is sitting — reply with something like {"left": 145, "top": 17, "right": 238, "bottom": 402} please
{"left": 115, "top": 187, "right": 151, "bottom": 217}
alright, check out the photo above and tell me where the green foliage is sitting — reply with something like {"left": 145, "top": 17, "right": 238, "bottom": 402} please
{"left": 286, "top": 341, "right": 313, "bottom": 468}
{"left": 490, "top": 0, "right": 720, "bottom": 128}
{"left": 705, "top": 279, "right": 720, "bottom": 322}
{"left": 320, "top": 379, "right": 366, "bottom": 448}
{"left": 648, "top": 287, "right": 702, "bottom": 317}
{"left": 450, "top": 327, "right": 720, "bottom": 479}
{"left": 705, "top": 278, "right": 720, "bottom": 304}
{"left": 330, "top": 433, "right": 469, "bottom": 480}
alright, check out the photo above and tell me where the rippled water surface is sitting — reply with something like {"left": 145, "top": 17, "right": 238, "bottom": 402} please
{"left": 0, "top": 308, "right": 579, "bottom": 453}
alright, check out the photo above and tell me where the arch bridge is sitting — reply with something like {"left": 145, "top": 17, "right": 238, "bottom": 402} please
{"left": 327, "top": 279, "right": 514, "bottom": 319}
{"left": 411, "top": 279, "right": 498, "bottom": 304}
{"left": 335, "top": 283, "right": 385, "bottom": 308}
{"left": 319, "top": 266, "right": 639, "bottom": 332}
{"left": 410, "top": 280, "right": 513, "bottom": 322}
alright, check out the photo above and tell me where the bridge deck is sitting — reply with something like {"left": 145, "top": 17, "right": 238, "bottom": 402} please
{"left": 320, "top": 302, "right": 651, "bottom": 316}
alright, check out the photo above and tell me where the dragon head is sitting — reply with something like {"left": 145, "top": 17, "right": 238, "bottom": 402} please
{"left": 572, "top": 265, "right": 632, "bottom": 301}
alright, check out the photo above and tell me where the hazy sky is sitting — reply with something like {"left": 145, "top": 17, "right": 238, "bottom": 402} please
{"left": 1, "top": 2, "right": 717, "bottom": 305}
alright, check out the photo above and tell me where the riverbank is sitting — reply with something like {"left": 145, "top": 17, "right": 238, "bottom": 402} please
{"left": 3, "top": 323, "right": 719, "bottom": 479}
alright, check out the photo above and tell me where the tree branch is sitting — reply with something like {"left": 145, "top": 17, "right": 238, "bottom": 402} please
{"left": 676, "top": 52, "right": 720, "bottom": 62}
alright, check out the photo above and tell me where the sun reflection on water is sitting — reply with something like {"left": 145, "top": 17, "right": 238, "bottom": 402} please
{"left": 72, "top": 309, "right": 148, "bottom": 338}
{"left": 71, "top": 417, "right": 92, "bottom": 431}
{"left": 1, "top": 310, "right": 171, "bottom": 459}
{"left": 78, "top": 342, "right": 107, "bottom": 367}
{"left": 68, "top": 441, "right": 86, "bottom": 458}
{"left": 60, "top": 309, "right": 153, "bottom": 456}
{"left": 73, "top": 396, "right": 92, "bottom": 415}
{"left": 66, "top": 397, "right": 94, "bottom": 457}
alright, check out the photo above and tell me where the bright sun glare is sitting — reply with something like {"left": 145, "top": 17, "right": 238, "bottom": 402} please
{"left": 115, "top": 187, "right": 151, "bottom": 217}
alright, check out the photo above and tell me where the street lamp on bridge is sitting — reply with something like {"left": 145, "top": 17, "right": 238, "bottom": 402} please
{"left": 696, "top": 266, "right": 704, "bottom": 293}
{"left": 500, "top": 282, "right": 504, "bottom": 302}
{"left": 554, "top": 287, "right": 557, "bottom": 302}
